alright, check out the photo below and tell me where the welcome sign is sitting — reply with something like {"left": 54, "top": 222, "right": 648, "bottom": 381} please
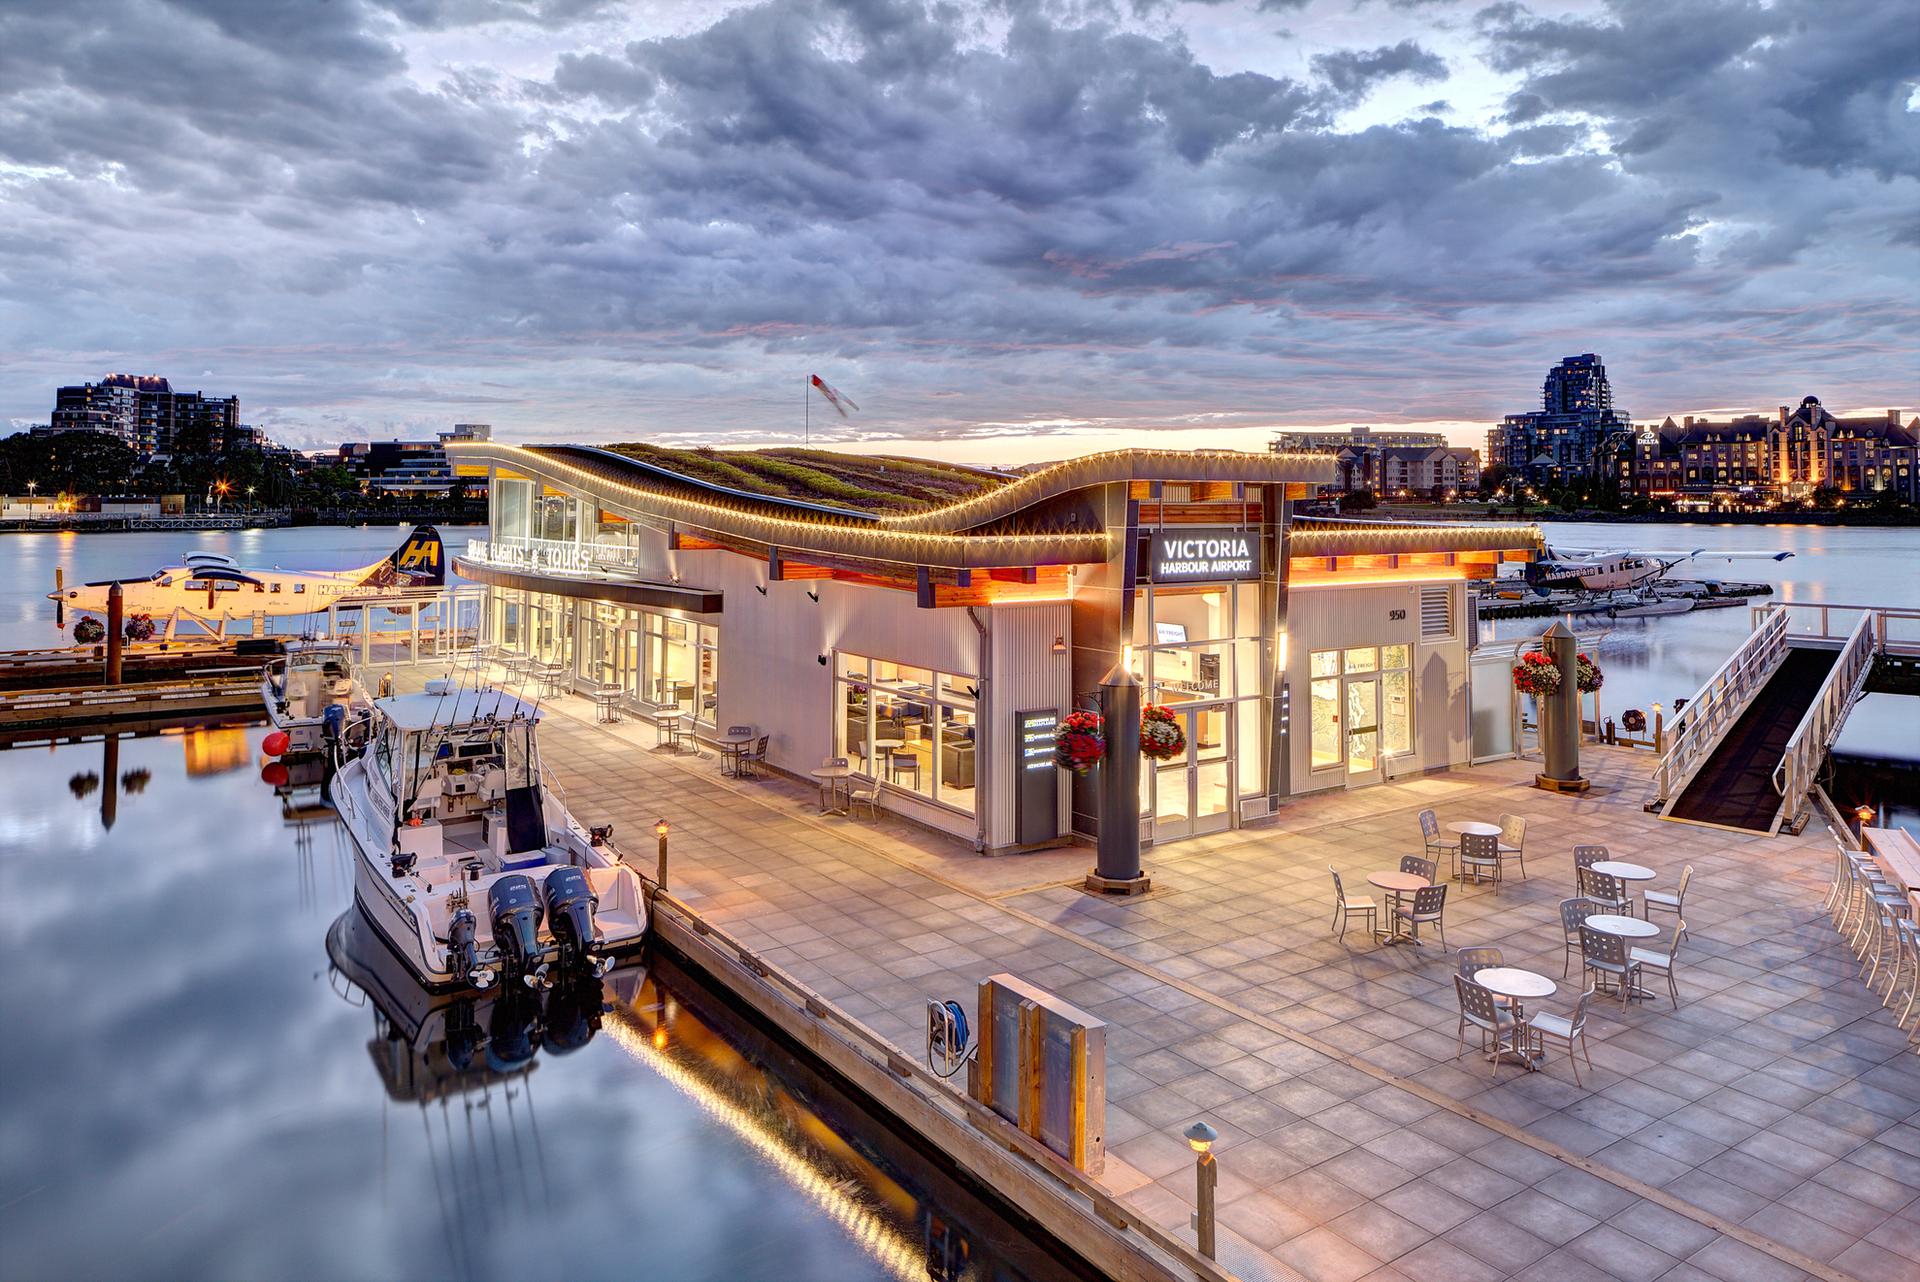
{"left": 1149, "top": 528, "right": 1259, "bottom": 583}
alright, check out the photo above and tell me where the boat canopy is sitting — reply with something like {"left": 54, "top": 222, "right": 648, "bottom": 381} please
{"left": 374, "top": 689, "right": 538, "bottom": 732}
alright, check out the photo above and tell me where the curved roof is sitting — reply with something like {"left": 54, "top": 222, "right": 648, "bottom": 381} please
{"left": 1290, "top": 517, "right": 1544, "bottom": 558}
{"left": 449, "top": 440, "right": 1338, "bottom": 570}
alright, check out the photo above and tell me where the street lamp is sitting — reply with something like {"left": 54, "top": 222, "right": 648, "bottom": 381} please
{"left": 655, "top": 818, "right": 670, "bottom": 892}
{"left": 1184, "top": 1121, "right": 1218, "bottom": 1260}
{"left": 246, "top": 484, "right": 255, "bottom": 511}
{"left": 26, "top": 480, "right": 37, "bottom": 497}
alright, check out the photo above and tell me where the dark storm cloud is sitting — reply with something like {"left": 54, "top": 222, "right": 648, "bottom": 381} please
{"left": 0, "top": 0, "right": 1913, "bottom": 449}
{"left": 1310, "top": 40, "right": 1448, "bottom": 104}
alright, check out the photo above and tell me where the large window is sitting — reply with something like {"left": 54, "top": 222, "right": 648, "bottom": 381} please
{"left": 1128, "top": 580, "right": 1267, "bottom": 804}
{"left": 644, "top": 615, "right": 719, "bottom": 725}
{"left": 834, "top": 653, "right": 977, "bottom": 815}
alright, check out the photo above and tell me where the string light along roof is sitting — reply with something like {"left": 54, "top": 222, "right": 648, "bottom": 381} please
{"left": 449, "top": 441, "right": 1339, "bottom": 570}
{"left": 1289, "top": 517, "right": 1544, "bottom": 558}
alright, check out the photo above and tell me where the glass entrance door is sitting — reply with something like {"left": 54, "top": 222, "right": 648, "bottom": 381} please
{"left": 1150, "top": 704, "right": 1235, "bottom": 843}
{"left": 1343, "top": 678, "right": 1382, "bottom": 786}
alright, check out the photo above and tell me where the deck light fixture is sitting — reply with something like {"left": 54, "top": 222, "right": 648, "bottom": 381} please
{"left": 654, "top": 818, "right": 670, "bottom": 892}
{"left": 1184, "top": 1121, "right": 1218, "bottom": 1259}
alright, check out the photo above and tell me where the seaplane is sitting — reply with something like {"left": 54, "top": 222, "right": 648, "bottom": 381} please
{"left": 1524, "top": 546, "right": 1793, "bottom": 594}
{"left": 51, "top": 526, "right": 447, "bottom": 638}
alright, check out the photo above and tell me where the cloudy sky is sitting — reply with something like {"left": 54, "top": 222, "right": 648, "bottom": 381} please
{"left": 0, "top": 0, "right": 1914, "bottom": 462}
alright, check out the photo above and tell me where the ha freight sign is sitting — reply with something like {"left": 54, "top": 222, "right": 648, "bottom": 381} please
{"left": 1149, "top": 528, "right": 1258, "bottom": 583}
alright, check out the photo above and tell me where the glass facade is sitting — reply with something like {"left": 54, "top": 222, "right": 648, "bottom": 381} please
{"left": 832, "top": 653, "right": 977, "bottom": 815}
{"left": 1308, "top": 644, "right": 1412, "bottom": 781}
{"left": 487, "top": 589, "right": 718, "bottom": 728}
{"left": 1128, "top": 581, "right": 1265, "bottom": 839}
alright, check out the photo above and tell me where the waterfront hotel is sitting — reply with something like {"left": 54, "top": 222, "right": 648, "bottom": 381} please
{"left": 448, "top": 441, "right": 1541, "bottom": 854}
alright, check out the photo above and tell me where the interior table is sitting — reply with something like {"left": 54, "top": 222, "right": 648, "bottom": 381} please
{"left": 810, "top": 764, "right": 853, "bottom": 813}
{"left": 1368, "top": 870, "right": 1431, "bottom": 945}
{"left": 1473, "top": 967, "right": 1557, "bottom": 1068}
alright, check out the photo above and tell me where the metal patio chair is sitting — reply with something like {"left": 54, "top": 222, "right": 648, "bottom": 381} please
{"left": 1328, "top": 867, "right": 1377, "bottom": 943}
{"left": 1643, "top": 864, "right": 1692, "bottom": 935}
{"left": 1454, "top": 975, "right": 1517, "bottom": 1078}
{"left": 1573, "top": 844, "right": 1609, "bottom": 872}
{"left": 1577, "top": 867, "right": 1633, "bottom": 915}
{"left": 1393, "top": 883, "right": 1449, "bottom": 949}
{"left": 1526, "top": 987, "right": 1597, "bottom": 1086}
{"left": 1496, "top": 814, "right": 1528, "bottom": 880}
{"left": 1580, "top": 923, "right": 1641, "bottom": 1012}
{"left": 1559, "top": 898, "right": 1592, "bottom": 978}
{"left": 1459, "top": 832, "right": 1500, "bottom": 885}
{"left": 1419, "top": 808, "right": 1459, "bottom": 875}
{"left": 1629, "top": 924, "right": 1685, "bottom": 1008}
{"left": 1456, "top": 946, "right": 1504, "bottom": 984}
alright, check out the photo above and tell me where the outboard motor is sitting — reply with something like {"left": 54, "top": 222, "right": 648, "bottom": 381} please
{"left": 444, "top": 999, "right": 484, "bottom": 1072}
{"left": 446, "top": 907, "right": 479, "bottom": 985}
{"left": 485, "top": 985, "right": 543, "bottom": 1073}
{"left": 544, "top": 975, "right": 605, "bottom": 1054}
{"left": 543, "top": 866, "right": 599, "bottom": 972}
{"left": 487, "top": 874, "right": 546, "bottom": 986}
{"left": 321, "top": 702, "right": 346, "bottom": 745}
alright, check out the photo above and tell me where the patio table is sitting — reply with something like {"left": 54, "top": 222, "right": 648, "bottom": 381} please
{"left": 810, "top": 764, "right": 853, "bottom": 814}
{"left": 1474, "top": 967, "right": 1556, "bottom": 1068}
{"left": 1586, "top": 914, "right": 1660, "bottom": 1001}
{"left": 1368, "top": 870, "right": 1430, "bottom": 945}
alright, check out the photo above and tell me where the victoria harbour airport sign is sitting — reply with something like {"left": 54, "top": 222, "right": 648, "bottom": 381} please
{"left": 1149, "top": 528, "right": 1259, "bottom": 583}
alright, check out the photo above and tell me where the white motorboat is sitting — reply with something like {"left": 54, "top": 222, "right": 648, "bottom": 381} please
{"left": 261, "top": 640, "right": 366, "bottom": 754}
{"left": 331, "top": 681, "right": 646, "bottom": 992}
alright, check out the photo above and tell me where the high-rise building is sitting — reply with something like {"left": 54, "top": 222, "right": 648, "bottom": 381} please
{"left": 1486, "top": 355, "right": 1634, "bottom": 484}
{"left": 46, "top": 374, "right": 240, "bottom": 459}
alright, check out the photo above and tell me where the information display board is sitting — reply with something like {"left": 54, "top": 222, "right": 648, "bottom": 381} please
{"left": 1015, "top": 709, "right": 1060, "bottom": 845}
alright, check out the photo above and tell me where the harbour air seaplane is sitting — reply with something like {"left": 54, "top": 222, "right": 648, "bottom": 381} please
{"left": 1524, "top": 545, "right": 1793, "bottom": 593}
{"left": 53, "top": 526, "right": 447, "bottom": 638}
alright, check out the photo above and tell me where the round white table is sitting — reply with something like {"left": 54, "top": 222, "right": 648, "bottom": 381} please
{"left": 1585, "top": 914, "right": 1658, "bottom": 939}
{"left": 1584, "top": 914, "right": 1660, "bottom": 1001}
{"left": 1446, "top": 821, "right": 1502, "bottom": 838}
{"left": 1592, "top": 860, "right": 1655, "bottom": 883}
{"left": 1368, "top": 870, "right": 1431, "bottom": 945}
{"left": 810, "top": 764, "right": 853, "bottom": 813}
{"left": 1474, "top": 967, "right": 1557, "bottom": 1068}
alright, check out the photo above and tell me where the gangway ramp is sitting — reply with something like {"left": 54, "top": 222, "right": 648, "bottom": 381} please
{"left": 1650, "top": 604, "right": 1906, "bottom": 834}
{"left": 1666, "top": 646, "right": 1837, "bottom": 831}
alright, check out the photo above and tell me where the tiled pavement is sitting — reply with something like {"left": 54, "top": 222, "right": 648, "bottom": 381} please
{"left": 478, "top": 674, "right": 1919, "bottom": 1282}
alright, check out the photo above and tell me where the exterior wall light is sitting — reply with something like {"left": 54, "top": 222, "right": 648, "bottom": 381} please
{"left": 1052, "top": 636, "right": 1067, "bottom": 654}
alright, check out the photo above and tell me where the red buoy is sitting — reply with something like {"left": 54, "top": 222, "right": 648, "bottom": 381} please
{"left": 259, "top": 762, "right": 289, "bottom": 787}
{"left": 262, "top": 730, "right": 291, "bottom": 757}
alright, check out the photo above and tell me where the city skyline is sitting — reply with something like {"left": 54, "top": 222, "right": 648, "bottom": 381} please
{"left": 2, "top": 0, "right": 1915, "bottom": 466}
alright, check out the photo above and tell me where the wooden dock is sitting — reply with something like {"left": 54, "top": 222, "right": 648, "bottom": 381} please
{"left": 0, "top": 675, "right": 265, "bottom": 732}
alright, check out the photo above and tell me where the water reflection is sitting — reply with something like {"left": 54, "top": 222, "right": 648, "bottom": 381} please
{"left": 0, "top": 730, "right": 1085, "bottom": 1282}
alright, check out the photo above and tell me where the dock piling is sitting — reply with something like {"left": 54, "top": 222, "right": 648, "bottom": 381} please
{"left": 105, "top": 584, "right": 124, "bottom": 685}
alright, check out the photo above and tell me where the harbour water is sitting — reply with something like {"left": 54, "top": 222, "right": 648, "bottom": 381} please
{"left": 1484, "top": 520, "right": 1920, "bottom": 722}
{"left": 0, "top": 726, "right": 1088, "bottom": 1282}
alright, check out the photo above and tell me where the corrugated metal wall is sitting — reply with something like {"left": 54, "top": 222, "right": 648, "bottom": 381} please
{"left": 988, "top": 601, "right": 1073, "bottom": 850}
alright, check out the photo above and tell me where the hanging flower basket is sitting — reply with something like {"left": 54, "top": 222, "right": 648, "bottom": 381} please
{"left": 1511, "top": 649, "right": 1562, "bottom": 698}
{"left": 72, "top": 617, "right": 105, "bottom": 645}
{"left": 1576, "top": 652, "right": 1604, "bottom": 694}
{"left": 1140, "top": 704, "right": 1187, "bottom": 762}
{"left": 123, "top": 613, "right": 155, "bottom": 643}
{"left": 1056, "top": 710, "right": 1106, "bottom": 775}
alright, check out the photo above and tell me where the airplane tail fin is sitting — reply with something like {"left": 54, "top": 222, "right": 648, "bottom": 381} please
{"left": 358, "top": 525, "right": 445, "bottom": 588}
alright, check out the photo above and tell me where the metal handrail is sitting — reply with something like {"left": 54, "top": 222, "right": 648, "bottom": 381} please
{"left": 1772, "top": 612, "right": 1875, "bottom": 833}
{"left": 1651, "top": 607, "right": 1789, "bottom": 805}
{"left": 643, "top": 886, "right": 1241, "bottom": 1282}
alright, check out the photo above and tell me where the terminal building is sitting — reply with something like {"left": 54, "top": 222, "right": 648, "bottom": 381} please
{"left": 448, "top": 440, "right": 1541, "bottom": 854}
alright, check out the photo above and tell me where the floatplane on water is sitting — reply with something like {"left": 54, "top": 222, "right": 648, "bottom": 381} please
{"left": 329, "top": 680, "right": 647, "bottom": 994}
{"left": 51, "top": 525, "right": 448, "bottom": 639}
{"left": 1525, "top": 545, "right": 1793, "bottom": 593}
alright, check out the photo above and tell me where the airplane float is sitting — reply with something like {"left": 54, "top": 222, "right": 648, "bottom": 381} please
{"left": 1524, "top": 546, "right": 1793, "bottom": 593}
{"left": 53, "top": 525, "right": 447, "bottom": 638}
